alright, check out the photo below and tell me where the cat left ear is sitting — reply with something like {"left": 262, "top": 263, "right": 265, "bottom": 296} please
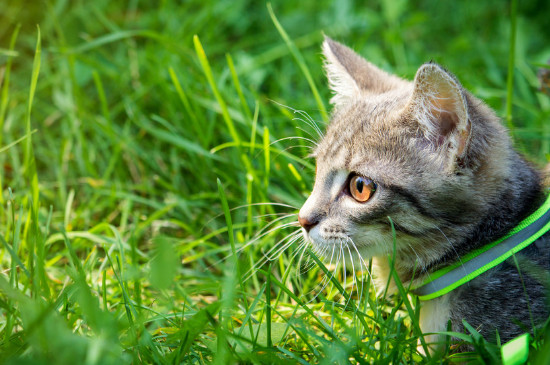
{"left": 322, "top": 36, "right": 408, "bottom": 107}
{"left": 408, "top": 63, "right": 471, "bottom": 165}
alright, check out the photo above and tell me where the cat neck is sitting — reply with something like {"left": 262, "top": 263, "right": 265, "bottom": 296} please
{"left": 434, "top": 152, "right": 545, "bottom": 270}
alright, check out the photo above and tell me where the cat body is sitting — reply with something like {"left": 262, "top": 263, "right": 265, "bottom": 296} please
{"left": 298, "top": 37, "right": 550, "bottom": 349}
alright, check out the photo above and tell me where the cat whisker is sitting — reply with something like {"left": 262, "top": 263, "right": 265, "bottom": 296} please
{"left": 242, "top": 202, "right": 299, "bottom": 210}
{"left": 211, "top": 212, "right": 299, "bottom": 274}
{"left": 340, "top": 239, "right": 348, "bottom": 307}
{"left": 293, "top": 239, "right": 309, "bottom": 262}
{"left": 305, "top": 243, "right": 338, "bottom": 303}
{"left": 241, "top": 229, "right": 303, "bottom": 282}
{"left": 205, "top": 222, "right": 297, "bottom": 270}
{"left": 268, "top": 99, "right": 325, "bottom": 140}
{"left": 352, "top": 239, "right": 376, "bottom": 294}
{"left": 295, "top": 125, "right": 321, "bottom": 146}
{"left": 289, "top": 105, "right": 320, "bottom": 124}
{"left": 346, "top": 236, "right": 372, "bottom": 306}
{"left": 270, "top": 136, "right": 319, "bottom": 148}
{"left": 292, "top": 107, "right": 326, "bottom": 139}
{"left": 240, "top": 219, "right": 299, "bottom": 250}
{"left": 343, "top": 239, "right": 357, "bottom": 309}
{"left": 290, "top": 240, "right": 308, "bottom": 276}
{"left": 403, "top": 242, "right": 429, "bottom": 284}
{"left": 262, "top": 230, "right": 303, "bottom": 260}
{"left": 431, "top": 223, "right": 465, "bottom": 271}
{"left": 420, "top": 222, "right": 468, "bottom": 287}
{"left": 293, "top": 240, "right": 310, "bottom": 280}
{"left": 293, "top": 118, "right": 322, "bottom": 138}
{"left": 235, "top": 202, "right": 299, "bottom": 210}
{"left": 278, "top": 144, "right": 316, "bottom": 157}
{"left": 311, "top": 241, "right": 343, "bottom": 300}
{"left": 203, "top": 201, "right": 298, "bottom": 229}
{"left": 296, "top": 239, "right": 312, "bottom": 277}
{"left": 299, "top": 248, "right": 321, "bottom": 276}
{"left": 254, "top": 212, "right": 298, "bottom": 219}
{"left": 268, "top": 143, "right": 317, "bottom": 165}
{"left": 253, "top": 215, "right": 299, "bottom": 237}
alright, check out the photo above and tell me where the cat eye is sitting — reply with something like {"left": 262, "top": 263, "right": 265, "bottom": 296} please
{"left": 349, "top": 175, "right": 376, "bottom": 202}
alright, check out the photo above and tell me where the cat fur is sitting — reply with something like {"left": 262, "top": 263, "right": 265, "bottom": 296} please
{"left": 298, "top": 36, "right": 550, "bottom": 350}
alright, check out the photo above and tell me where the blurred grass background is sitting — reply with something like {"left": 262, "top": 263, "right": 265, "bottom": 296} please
{"left": 0, "top": 0, "right": 549, "bottom": 363}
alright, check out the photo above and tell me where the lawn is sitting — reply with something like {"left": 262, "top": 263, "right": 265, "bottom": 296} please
{"left": 1, "top": 0, "right": 550, "bottom": 363}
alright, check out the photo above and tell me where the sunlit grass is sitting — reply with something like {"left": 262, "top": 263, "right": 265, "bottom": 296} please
{"left": 1, "top": 0, "right": 549, "bottom": 364}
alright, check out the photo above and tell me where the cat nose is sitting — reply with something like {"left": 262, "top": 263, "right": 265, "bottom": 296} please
{"left": 298, "top": 215, "right": 319, "bottom": 233}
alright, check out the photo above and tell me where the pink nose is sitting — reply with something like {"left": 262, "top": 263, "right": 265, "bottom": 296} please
{"left": 298, "top": 215, "right": 318, "bottom": 232}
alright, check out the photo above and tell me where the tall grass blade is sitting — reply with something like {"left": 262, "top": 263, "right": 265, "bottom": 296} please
{"left": 226, "top": 53, "right": 253, "bottom": 122}
{"left": 0, "top": 24, "right": 20, "bottom": 148}
{"left": 505, "top": 0, "right": 518, "bottom": 129}
{"left": 194, "top": 35, "right": 242, "bottom": 145}
{"left": 267, "top": 3, "right": 328, "bottom": 121}
{"left": 265, "top": 263, "right": 272, "bottom": 348}
{"left": 24, "top": 26, "right": 41, "bottom": 211}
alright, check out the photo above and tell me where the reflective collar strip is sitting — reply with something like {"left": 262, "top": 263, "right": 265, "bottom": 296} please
{"left": 412, "top": 193, "right": 550, "bottom": 301}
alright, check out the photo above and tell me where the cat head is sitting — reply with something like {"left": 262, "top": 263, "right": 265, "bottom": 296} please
{"left": 298, "top": 37, "right": 512, "bottom": 272}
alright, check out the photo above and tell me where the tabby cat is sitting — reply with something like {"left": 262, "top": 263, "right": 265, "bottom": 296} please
{"left": 298, "top": 36, "right": 550, "bottom": 350}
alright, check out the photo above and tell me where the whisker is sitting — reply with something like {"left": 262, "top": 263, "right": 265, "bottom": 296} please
{"left": 302, "top": 245, "right": 334, "bottom": 303}
{"left": 254, "top": 212, "right": 298, "bottom": 220}
{"left": 344, "top": 241, "right": 356, "bottom": 309}
{"left": 347, "top": 236, "right": 375, "bottom": 300}
{"left": 235, "top": 202, "right": 299, "bottom": 210}
{"left": 299, "top": 251, "right": 318, "bottom": 276}
{"left": 262, "top": 230, "right": 303, "bottom": 260}
{"left": 295, "top": 125, "right": 321, "bottom": 145}
{"left": 312, "top": 245, "right": 341, "bottom": 300}
{"left": 341, "top": 240, "right": 347, "bottom": 306}
{"left": 253, "top": 216, "right": 299, "bottom": 238}
{"left": 268, "top": 99, "right": 325, "bottom": 142}
{"left": 239, "top": 220, "right": 299, "bottom": 252}
{"left": 296, "top": 116, "right": 325, "bottom": 140}
{"left": 203, "top": 201, "right": 298, "bottom": 227}
{"left": 307, "top": 242, "right": 339, "bottom": 303}
{"left": 295, "top": 108, "right": 326, "bottom": 130}
{"left": 270, "top": 136, "right": 318, "bottom": 147}
{"left": 432, "top": 223, "right": 465, "bottom": 274}
{"left": 296, "top": 239, "right": 311, "bottom": 277}
{"left": 242, "top": 230, "right": 303, "bottom": 282}
{"left": 278, "top": 144, "right": 315, "bottom": 156}
{"left": 209, "top": 214, "right": 299, "bottom": 271}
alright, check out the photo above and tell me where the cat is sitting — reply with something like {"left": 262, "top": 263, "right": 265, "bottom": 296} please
{"left": 297, "top": 36, "right": 550, "bottom": 352}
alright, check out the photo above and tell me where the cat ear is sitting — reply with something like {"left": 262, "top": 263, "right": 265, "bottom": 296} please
{"left": 322, "top": 36, "right": 407, "bottom": 106}
{"left": 408, "top": 63, "right": 471, "bottom": 164}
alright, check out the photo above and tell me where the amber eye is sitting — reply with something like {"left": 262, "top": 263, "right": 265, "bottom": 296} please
{"left": 349, "top": 175, "right": 376, "bottom": 202}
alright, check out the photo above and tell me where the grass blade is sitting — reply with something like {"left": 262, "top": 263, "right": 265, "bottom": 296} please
{"left": 505, "top": 0, "right": 518, "bottom": 129}
{"left": 267, "top": 3, "right": 328, "bottom": 121}
{"left": 226, "top": 53, "right": 253, "bottom": 122}
{"left": 194, "top": 35, "right": 242, "bottom": 145}
{"left": 0, "top": 24, "right": 20, "bottom": 147}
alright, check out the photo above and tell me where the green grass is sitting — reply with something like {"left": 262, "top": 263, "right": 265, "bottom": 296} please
{"left": 1, "top": 0, "right": 550, "bottom": 364}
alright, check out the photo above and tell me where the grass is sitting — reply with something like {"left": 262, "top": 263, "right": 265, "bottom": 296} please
{"left": 1, "top": 0, "right": 550, "bottom": 363}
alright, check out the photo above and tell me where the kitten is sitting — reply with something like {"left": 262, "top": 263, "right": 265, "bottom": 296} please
{"left": 298, "top": 36, "right": 550, "bottom": 351}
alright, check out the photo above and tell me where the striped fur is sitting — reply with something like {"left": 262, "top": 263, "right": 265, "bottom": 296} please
{"left": 299, "top": 37, "right": 549, "bottom": 350}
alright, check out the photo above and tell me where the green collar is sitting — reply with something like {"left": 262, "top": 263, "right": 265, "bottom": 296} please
{"left": 411, "top": 192, "right": 550, "bottom": 301}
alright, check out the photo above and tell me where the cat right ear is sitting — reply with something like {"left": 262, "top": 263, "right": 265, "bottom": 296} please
{"left": 407, "top": 63, "right": 471, "bottom": 168}
{"left": 322, "top": 36, "right": 406, "bottom": 106}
